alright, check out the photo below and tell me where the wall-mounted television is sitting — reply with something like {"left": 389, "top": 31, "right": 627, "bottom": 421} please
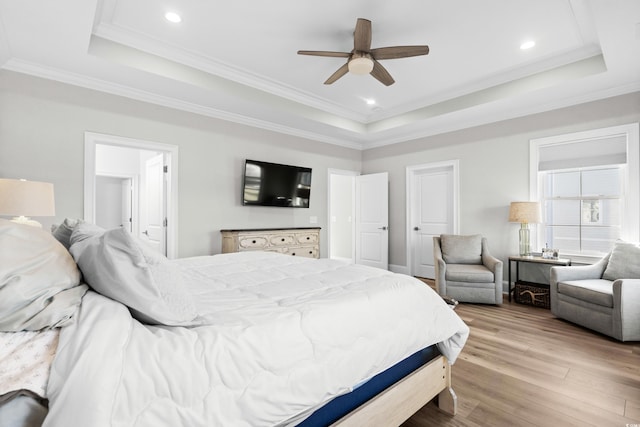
{"left": 242, "top": 159, "right": 312, "bottom": 208}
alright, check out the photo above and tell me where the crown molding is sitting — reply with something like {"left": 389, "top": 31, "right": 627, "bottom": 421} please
{"left": 3, "top": 57, "right": 638, "bottom": 153}
{"left": 92, "top": 22, "right": 367, "bottom": 123}
{"left": 367, "top": 44, "right": 604, "bottom": 123}
{"left": 2, "top": 58, "right": 365, "bottom": 150}
{"left": 362, "top": 80, "right": 640, "bottom": 150}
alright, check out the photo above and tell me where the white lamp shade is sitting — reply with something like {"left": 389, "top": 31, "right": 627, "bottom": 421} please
{"left": 0, "top": 179, "right": 55, "bottom": 217}
{"left": 508, "top": 201, "right": 541, "bottom": 224}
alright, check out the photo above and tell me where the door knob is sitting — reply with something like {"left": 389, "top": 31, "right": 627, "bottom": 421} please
{"left": 378, "top": 226, "right": 388, "bottom": 230}
{"left": 143, "top": 230, "right": 149, "bottom": 236}
{"left": 414, "top": 227, "right": 420, "bottom": 231}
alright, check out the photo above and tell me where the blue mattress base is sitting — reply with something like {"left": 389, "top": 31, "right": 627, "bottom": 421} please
{"left": 297, "top": 345, "right": 440, "bottom": 426}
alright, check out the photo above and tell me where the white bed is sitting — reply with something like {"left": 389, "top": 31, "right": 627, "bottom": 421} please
{"left": 0, "top": 219, "right": 469, "bottom": 427}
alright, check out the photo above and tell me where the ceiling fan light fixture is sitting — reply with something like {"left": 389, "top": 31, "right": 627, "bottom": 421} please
{"left": 348, "top": 56, "right": 374, "bottom": 75}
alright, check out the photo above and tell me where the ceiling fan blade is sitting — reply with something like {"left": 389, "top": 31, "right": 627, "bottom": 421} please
{"left": 370, "top": 45, "right": 430, "bottom": 60}
{"left": 324, "top": 62, "right": 350, "bottom": 85}
{"left": 354, "top": 18, "right": 372, "bottom": 52}
{"left": 370, "top": 60, "right": 395, "bottom": 86}
{"left": 297, "top": 50, "right": 351, "bottom": 58}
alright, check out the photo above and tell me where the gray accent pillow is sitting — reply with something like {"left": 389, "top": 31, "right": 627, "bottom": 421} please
{"left": 0, "top": 219, "right": 88, "bottom": 331}
{"left": 51, "top": 219, "right": 105, "bottom": 249}
{"left": 50, "top": 218, "right": 80, "bottom": 249}
{"left": 602, "top": 241, "right": 640, "bottom": 281}
{"left": 440, "top": 234, "right": 483, "bottom": 265}
{"left": 69, "top": 227, "right": 199, "bottom": 326}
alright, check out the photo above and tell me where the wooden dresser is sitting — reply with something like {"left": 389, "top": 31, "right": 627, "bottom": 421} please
{"left": 220, "top": 227, "right": 320, "bottom": 258}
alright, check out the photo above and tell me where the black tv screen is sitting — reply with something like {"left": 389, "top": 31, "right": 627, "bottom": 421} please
{"left": 242, "top": 159, "right": 312, "bottom": 207}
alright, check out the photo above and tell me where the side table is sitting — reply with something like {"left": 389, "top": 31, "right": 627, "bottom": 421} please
{"left": 508, "top": 255, "right": 572, "bottom": 303}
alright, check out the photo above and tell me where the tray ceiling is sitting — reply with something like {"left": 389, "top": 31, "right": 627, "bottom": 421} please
{"left": 1, "top": 0, "right": 639, "bottom": 149}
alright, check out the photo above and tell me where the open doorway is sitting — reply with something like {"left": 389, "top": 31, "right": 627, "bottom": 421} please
{"left": 328, "top": 169, "right": 357, "bottom": 262}
{"left": 327, "top": 169, "right": 389, "bottom": 270}
{"left": 84, "top": 132, "right": 179, "bottom": 258}
{"left": 95, "top": 175, "right": 135, "bottom": 232}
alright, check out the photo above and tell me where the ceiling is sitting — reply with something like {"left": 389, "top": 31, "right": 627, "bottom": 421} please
{"left": 1, "top": 0, "right": 639, "bottom": 150}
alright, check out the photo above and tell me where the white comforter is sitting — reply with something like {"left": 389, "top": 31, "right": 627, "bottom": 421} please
{"left": 44, "top": 252, "right": 469, "bottom": 427}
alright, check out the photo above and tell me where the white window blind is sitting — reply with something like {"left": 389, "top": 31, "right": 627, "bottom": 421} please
{"left": 538, "top": 135, "right": 627, "bottom": 171}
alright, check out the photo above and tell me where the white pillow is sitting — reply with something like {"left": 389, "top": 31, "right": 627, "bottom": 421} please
{"left": 70, "top": 227, "right": 199, "bottom": 326}
{"left": 0, "top": 219, "right": 87, "bottom": 331}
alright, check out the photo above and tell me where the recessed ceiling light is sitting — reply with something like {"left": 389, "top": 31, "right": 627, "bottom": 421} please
{"left": 165, "top": 12, "right": 182, "bottom": 23}
{"left": 520, "top": 40, "right": 535, "bottom": 50}
{"left": 365, "top": 98, "right": 376, "bottom": 105}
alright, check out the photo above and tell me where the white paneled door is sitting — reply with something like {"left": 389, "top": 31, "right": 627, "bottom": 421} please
{"left": 355, "top": 172, "right": 389, "bottom": 269}
{"left": 408, "top": 163, "right": 457, "bottom": 278}
{"left": 121, "top": 178, "right": 133, "bottom": 232}
{"left": 141, "top": 153, "right": 167, "bottom": 255}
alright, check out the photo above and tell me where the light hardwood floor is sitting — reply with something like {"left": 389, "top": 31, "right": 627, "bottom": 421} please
{"left": 402, "top": 283, "right": 640, "bottom": 427}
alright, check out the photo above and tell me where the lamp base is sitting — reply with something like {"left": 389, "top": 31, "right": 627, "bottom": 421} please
{"left": 10, "top": 216, "right": 43, "bottom": 228}
{"left": 519, "top": 223, "right": 530, "bottom": 256}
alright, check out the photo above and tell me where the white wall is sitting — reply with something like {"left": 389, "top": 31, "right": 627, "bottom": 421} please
{"left": 0, "top": 71, "right": 361, "bottom": 257}
{"left": 1, "top": 69, "right": 638, "bottom": 265}
{"left": 362, "top": 92, "right": 640, "bottom": 275}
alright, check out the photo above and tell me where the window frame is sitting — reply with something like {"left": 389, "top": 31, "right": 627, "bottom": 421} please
{"left": 530, "top": 123, "right": 639, "bottom": 264}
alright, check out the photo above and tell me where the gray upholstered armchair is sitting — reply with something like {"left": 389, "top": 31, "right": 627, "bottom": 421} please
{"left": 433, "top": 234, "right": 503, "bottom": 305}
{"left": 550, "top": 242, "right": 640, "bottom": 342}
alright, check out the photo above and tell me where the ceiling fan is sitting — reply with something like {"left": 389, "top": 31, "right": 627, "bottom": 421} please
{"left": 297, "top": 18, "right": 429, "bottom": 86}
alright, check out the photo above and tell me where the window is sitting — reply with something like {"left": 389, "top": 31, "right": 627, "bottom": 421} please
{"left": 530, "top": 123, "right": 639, "bottom": 261}
{"left": 542, "top": 167, "right": 622, "bottom": 255}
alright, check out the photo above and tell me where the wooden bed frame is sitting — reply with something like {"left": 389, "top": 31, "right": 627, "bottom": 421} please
{"left": 332, "top": 355, "right": 456, "bottom": 426}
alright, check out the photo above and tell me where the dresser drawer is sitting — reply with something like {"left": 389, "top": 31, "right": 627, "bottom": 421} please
{"left": 296, "top": 232, "right": 318, "bottom": 244}
{"left": 238, "top": 235, "right": 269, "bottom": 249}
{"left": 286, "top": 246, "right": 319, "bottom": 258}
{"left": 270, "top": 234, "right": 296, "bottom": 246}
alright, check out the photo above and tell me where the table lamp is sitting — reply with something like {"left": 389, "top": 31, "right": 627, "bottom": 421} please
{"left": 0, "top": 178, "right": 55, "bottom": 228}
{"left": 509, "top": 201, "right": 541, "bottom": 256}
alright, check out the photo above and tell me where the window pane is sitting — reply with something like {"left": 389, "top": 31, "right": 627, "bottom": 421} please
{"left": 581, "top": 200, "right": 601, "bottom": 225}
{"left": 545, "top": 225, "right": 579, "bottom": 252}
{"left": 546, "top": 200, "right": 580, "bottom": 225}
{"left": 549, "top": 171, "right": 580, "bottom": 197}
{"left": 582, "top": 226, "right": 620, "bottom": 254}
{"left": 600, "top": 199, "right": 621, "bottom": 227}
{"left": 582, "top": 168, "right": 621, "bottom": 197}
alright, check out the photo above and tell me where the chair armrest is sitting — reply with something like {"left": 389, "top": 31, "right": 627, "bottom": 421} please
{"left": 480, "top": 238, "right": 501, "bottom": 273}
{"left": 481, "top": 252, "right": 502, "bottom": 276}
{"left": 550, "top": 255, "right": 610, "bottom": 314}
{"left": 613, "top": 279, "right": 640, "bottom": 341}
{"left": 433, "top": 237, "right": 447, "bottom": 296}
{"left": 550, "top": 255, "right": 609, "bottom": 285}
{"left": 482, "top": 251, "right": 503, "bottom": 303}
